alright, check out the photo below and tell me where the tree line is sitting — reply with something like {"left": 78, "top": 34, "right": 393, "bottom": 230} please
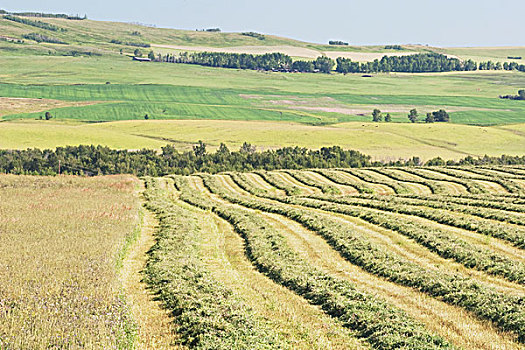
{"left": 1, "top": 10, "right": 86, "bottom": 20}
{"left": 110, "top": 39, "right": 150, "bottom": 48}
{"left": 1, "top": 143, "right": 524, "bottom": 176}
{"left": 154, "top": 51, "right": 335, "bottom": 73}
{"left": 22, "top": 33, "right": 67, "bottom": 44}
{"left": 4, "top": 15, "right": 67, "bottom": 32}
{"left": 148, "top": 50, "right": 525, "bottom": 74}
{"left": 336, "top": 53, "right": 525, "bottom": 73}
{"left": 500, "top": 89, "right": 525, "bottom": 101}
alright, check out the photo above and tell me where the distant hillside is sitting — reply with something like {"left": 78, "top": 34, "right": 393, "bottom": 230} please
{"left": 0, "top": 13, "right": 433, "bottom": 60}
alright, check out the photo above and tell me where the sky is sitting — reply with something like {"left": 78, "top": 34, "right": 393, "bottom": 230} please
{"left": 3, "top": 0, "right": 524, "bottom": 47}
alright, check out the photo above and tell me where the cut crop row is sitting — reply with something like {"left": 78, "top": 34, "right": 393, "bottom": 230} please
{"left": 142, "top": 177, "right": 283, "bottom": 349}
{"left": 175, "top": 175, "right": 454, "bottom": 350}
{"left": 199, "top": 174, "right": 525, "bottom": 341}
{"left": 433, "top": 168, "right": 524, "bottom": 195}
{"left": 282, "top": 170, "right": 341, "bottom": 195}
{"left": 397, "top": 168, "right": 486, "bottom": 194}
{"left": 329, "top": 195, "right": 525, "bottom": 246}
{"left": 312, "top": 169, "right": 375, "bottom": 194}
{"left": 338, "top": 169, "right": 409, "bottom": 194}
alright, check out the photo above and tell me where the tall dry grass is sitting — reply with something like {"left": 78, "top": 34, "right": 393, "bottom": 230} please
{"left": 0, "top": 175, "right": 140, "bottom": 349}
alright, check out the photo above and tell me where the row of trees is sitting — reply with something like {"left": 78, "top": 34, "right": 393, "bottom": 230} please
{"left": 4, "top": 15, "right": 67, "bottom": 32}
{"left": 1, "top": 10, "right": 86, "bottom": 19}
{"left": 110, "top": 39, "right": 150, "bottom": 48}
{"left": 408, "top": 109, "right": 450, "bottom": 123}
{"left": 0, "top": 144, "right": 372, "bottom": 176}
{"left": 329, "top": 40, "right": 348, "bottom": 45}
{"left": 371, "top": 108, "right": 450, "bottom": 123}
{"left": 1, "top": 144, "right": 523, "bottom": 176}
{"left": 500, "top": 89, "right": 525, "bottom": 101}
{"left": 241, "top": 32, "right": 265, "bottom": 40}
{"left": 337, "top": 53, "right": 525, "bottom": 73}
{"left": 153, "top": 51, "right": 335, "bottom": 73}
{"left": 22, "top": 33, "right": 67, "bottom": 44}
{"left": 150, "top": 50, "right": 525, "bottom": 74}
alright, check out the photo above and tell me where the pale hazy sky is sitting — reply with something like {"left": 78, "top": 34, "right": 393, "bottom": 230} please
{"left": 3, "top": 0, "right": 524, "bottom": 47}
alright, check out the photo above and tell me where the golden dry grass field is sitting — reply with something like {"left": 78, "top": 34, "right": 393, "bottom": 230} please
{"left": 0, "top": 175, "right": 141, "bottom": 349}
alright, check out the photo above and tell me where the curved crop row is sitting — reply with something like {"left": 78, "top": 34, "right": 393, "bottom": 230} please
{"left": 370, "top": 169, "right": 450, "bottom": 194}
{"left": 142, "top": 177, "right": 283, "bottom": 349}
{"left": 433, "top": 167, "right": 524, "bottom": 195}
{"left": 313, "top": 169, "right": 375, "bottom": 194}
{"left": 398, "top": 168, "right": 486, "bottom": 194}
{"left": 338, "top": 169, "right": 409, "bottom": 194}
{"left": 175, "top": 176, "right": 454, "bottom": 350}
{"left": 401, "top": 194, "right": 525, "bottom": 213}
{"left": 199, "top": 175, "right": 525, "bottom": 341}
{"left": 254, "top": 171, "right": 303, "bottom": 196}
{"left": 323, "top": 195, "right": 525, "bottom": 247}
{"left": 483, "top": 167, "right": 525, "bottom": 178}
{"left": 282, "top": 170, "right": 341, "bottom": 195}
{"left": 299, "top": 195, "right": 525, "bottom": 282}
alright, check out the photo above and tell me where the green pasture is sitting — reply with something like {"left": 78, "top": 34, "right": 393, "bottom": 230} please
{"left": 1, "top": 69, "right": 524, "bottom": 125}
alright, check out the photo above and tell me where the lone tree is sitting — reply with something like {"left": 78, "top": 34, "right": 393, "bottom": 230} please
{"left": 408, "top": 109, "right": 418, "bottom": 123}
{"left": 45, "top": 111, "right": 53, "bottom": 120}
{"left": 144, "top": 114, "right": 149, "bottom": 120}
{"left": 372, "top": 109, "right": 382, "bottom": 122}
{"left": 519, "top": 89, "right": 525, "bottom": 100}
{"left": 425, "top": 112, "right": 434, "bottom": 123}
{"left": 134, "top": 48, "right": 142, "bottom": 57}
{"left": 384, "top": 113, "right": 392, "bottom": 122}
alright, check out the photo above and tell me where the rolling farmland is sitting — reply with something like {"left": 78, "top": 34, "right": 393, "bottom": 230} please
{"left": 138, "top": 165, "right": 525, "bottom": 349}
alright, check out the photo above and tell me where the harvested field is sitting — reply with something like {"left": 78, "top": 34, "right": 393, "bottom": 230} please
{"left": 0, "top": 175, "right": 140, "bottom": 349}
{"left": 136, "top": 165, "right": 525, "bottom": 348}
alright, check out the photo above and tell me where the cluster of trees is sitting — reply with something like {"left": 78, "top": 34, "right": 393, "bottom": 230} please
{"left": 22, "top": 33, "right": 67, "bottom": 44}
{"left": 337, "top": 53, "right": 525, "bottom": 73}
{"left": 502, "top": 62, "right": 525, "bottom": 72}
{"left": 329, "top": 40, "right": 348, "bottom": 46}
{"left": 196, "top": 28, "right": 221, "bottom": 32}
{"left": 241, "top": 32, "right": 265, "bottom": 40}
{"left": 384, "top": 45, "right": 403, "bottom": 50}
{"left": 110, "top": 39, "right": 150, "bottom": 48}
{"left": 500, "top": 89, "right": 525, "bottom": 101}
{"left": 370, "top": 108, "right": 450, "bottom": 123}
{"left": 407, "top": 108, "right": 450, "bottom": 123}
{"left": 153, "top": 51, "right": 336, "bottom": 73}
{"left": 371, "top": 109, "right": 392, "bottom": 122}
{"left": 336, "top": 53, "right": 479, "bottom": 73}
{"left": 1, "top": 10, "right": 86, "bottom": 19}
{"left": 425, "top": 154, "right": 525, "bottom": 167}
{"left": 4, "top": 15, "right": 67, "bottom": 32}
